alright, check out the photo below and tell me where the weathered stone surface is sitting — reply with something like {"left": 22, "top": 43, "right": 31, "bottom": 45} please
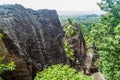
{"left": 0, "top": 4, "right": 67, "bottom": 80}
{"left": 92, "top": 72, "right": 105, "bottom": 80}
{"left": 0, "top": 38, "right": 32, "bottom": 80}
{"left": 67, "top": 30, "right": 87, "bottom": 71}
{"left": 67, "top": 27, "right": 100, "bottom": 76}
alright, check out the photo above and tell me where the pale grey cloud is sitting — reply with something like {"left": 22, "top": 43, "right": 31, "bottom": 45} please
{"left": 0, "top": 0, "right": 102, "bottom": 13}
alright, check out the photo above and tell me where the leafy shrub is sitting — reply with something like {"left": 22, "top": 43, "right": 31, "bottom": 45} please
{"left": 87, "top": 0, "right": 120, "bottom": 79}
{"left": 64, "top": 25, "right": 78, "bottom": 38}
{"left": 0, "top": 58, "right": 15, "bottom": 74}
{"left": 64, "top": 41, "right": 74, "bottom": 60}
{"left": 34, "top": 64, "right": 93, "bottom": 80}
{"left": 63, "top": 18, "right": 79, "bottom": 60}
{"left": 63, "top": 18, "right": 78, "bottom": 38}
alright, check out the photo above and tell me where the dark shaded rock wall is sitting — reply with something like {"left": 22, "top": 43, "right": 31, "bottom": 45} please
{"left": 0, "top": 39, "right": 32, "bottom": 80}
{"left": 0, "top": 4, "right": 67, "bottom": 80}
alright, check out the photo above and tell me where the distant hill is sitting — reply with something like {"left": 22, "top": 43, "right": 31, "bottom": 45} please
{"left": 59, "top": 13, "right": 100, "bottom": 25}
{"left": 57, "top": 10, "right": 105, "bottom": 16}
{"left": 57, "top": 11, "right": 89, "bottom": 16}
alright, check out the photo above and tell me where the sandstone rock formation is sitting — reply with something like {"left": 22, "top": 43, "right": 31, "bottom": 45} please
{"left": 0, "top": 4, "right": 67, "bottom": 80}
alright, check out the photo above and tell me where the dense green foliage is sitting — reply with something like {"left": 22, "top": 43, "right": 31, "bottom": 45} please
{"left": 34, "top": 64, "right": 93, "bottom": 80}
{"left": 87, "top": 0, "right": 120, "bottom": 80}
{"left": 63, "top": 18, "right": 80, "bottom": 60}
{"left": 0, "top": 58, "right": 15, "bottom": 74}
{"left": 98, "top": 0, "right": 120, "bottom": 27}
{"left": 63, "top": 19, "right": 78, "bottom": 38}
{"left": 88, "top": 23, "right": 120, "bottom": 80}
{"left": 64, "top": 41, "right": 74, "bottom": 60}
{"left": 60, "top": 14, "right": 100, "bottom": 26}
{"left": 60, "top": 0, "right": 120, "bottom": 79}
{"left": 60, "top": 15, "right": 99, "bottom": 39}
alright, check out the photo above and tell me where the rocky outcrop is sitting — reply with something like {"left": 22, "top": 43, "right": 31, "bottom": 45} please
{"left": 67, "top": 28, "right": 100, "bottom": 75}
{"left": 0, "top": 37, "right": 32, "bottom": 80}
{"left": 0, "top": 4, "right": 67, "bottom": 80}
{"left": 92, "top": 72, "right": 105, "bottom": 80}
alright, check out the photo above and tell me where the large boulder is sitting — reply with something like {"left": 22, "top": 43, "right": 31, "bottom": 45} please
{"left": 0, "top": 4, "right": 67, "bottom": 80}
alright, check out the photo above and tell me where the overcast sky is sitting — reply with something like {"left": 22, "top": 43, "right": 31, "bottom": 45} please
{"left": 0, "top": 0, "right": 103, "bottom": 14}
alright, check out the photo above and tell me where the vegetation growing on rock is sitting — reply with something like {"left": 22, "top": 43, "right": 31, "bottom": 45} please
{"left": 34, "top": 64, "right": 93, "bottom": 80}
{"left": 0, "top": 33, "right": 15, "bottom": 79}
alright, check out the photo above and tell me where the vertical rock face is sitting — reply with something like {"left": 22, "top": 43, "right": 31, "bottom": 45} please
{"left": 0, "top": 38, "right": 32, "bottom": 80}
{"left": 0, "top": 4, "right": 66, "bottom": 80}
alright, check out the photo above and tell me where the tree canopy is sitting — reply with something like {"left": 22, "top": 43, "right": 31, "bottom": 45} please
{"left": 87, "top": 0, "right": 120, "bottom": 79}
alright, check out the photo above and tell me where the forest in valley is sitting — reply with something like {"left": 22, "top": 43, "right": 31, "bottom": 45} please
{"left": 60, "top": 0, "right": 120, "bottom": 80}
{"left": 0, "top": 0, "right": 120, "bottom": 80}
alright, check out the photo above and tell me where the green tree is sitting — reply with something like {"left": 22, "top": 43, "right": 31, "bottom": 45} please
{"left": 98, "top": 0, "right": 120, "bottom": 27}
{"left": 34, "top": 64, "right": 93, "bottom": 80}
{"left": 63, "top": 18, "right": 78, "bottom": 38}
{"left": 88, "top": 0, "right": 120, "bottom": 79}
{"left": 63, "top": 18, "right": 79, "bottom": 60}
